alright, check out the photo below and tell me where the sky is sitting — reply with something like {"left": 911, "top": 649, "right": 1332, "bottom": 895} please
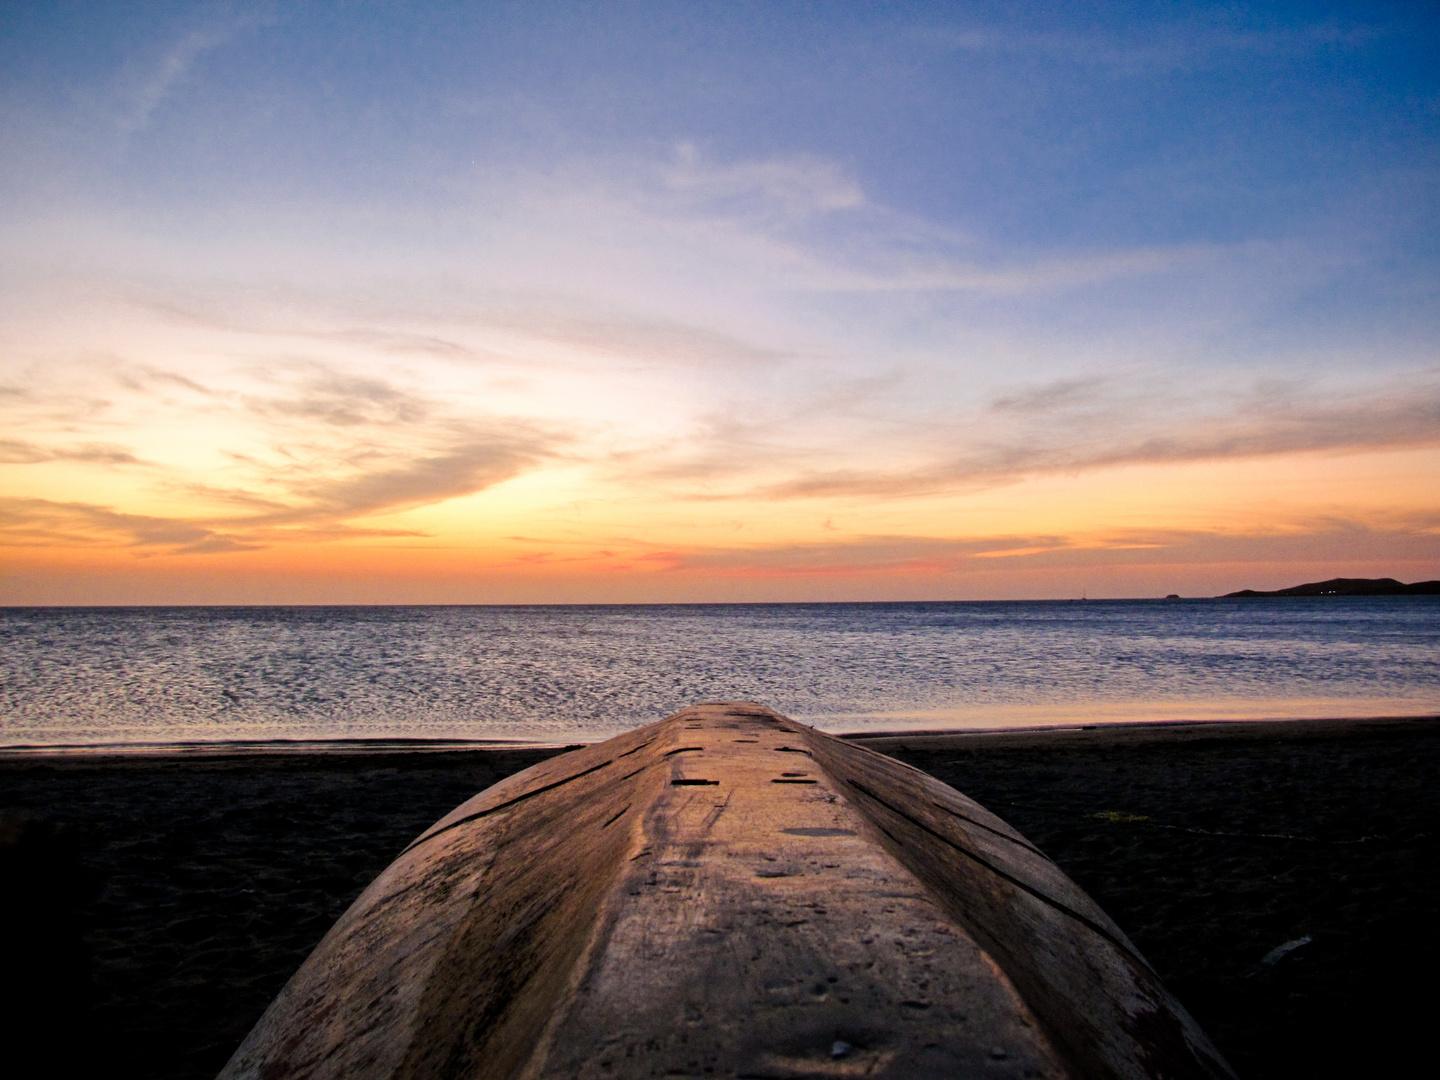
{"left": 1, "top": 0, "right": 1437, "bottom": 603}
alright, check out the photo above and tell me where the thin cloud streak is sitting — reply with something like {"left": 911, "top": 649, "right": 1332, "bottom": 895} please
{"left": 644, "top": 534, "right": 1068, "bottom": 576}
{"left": 270, "top": 438, "right": 552, "bottom": 524}
{"left": 747, "top": 375, "right": 1440, "bottom": 501}
{"left": 0, "top": 496, "right": 258, "bottom": 554}
{"left": 0, "top": 439, "right": 145, "bottom": 465}
{"left": 0, "top": 495, "right": 441, "bottom": 556}
{"left": 923, "top": 18, "right": 1389, "bottom": 73}
{"left": 138, "top": 282, "right": 787, "bottom": 371}
{"left": 782, "top": 243, "right": 1225, "bottom": 294}
{"left": 117, "top": 27, "right": 234, "bottom": 134}
{"left": 642, "top": 520, "right": 1440, "bottom": 579}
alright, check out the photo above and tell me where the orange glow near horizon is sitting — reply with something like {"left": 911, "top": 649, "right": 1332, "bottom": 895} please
{"left": 6, "top": 438, "right": 1437, "bottom": 604}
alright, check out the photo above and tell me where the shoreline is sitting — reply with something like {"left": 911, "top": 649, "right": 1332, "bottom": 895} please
{"left": 4, "top": 711, "right": 1435, "bottom": 761}
{"left": 841, "top": 711, "right": 1440, "bottom": 749}
{"left": 0, "top": 736, "right": 578, "bottom": 759}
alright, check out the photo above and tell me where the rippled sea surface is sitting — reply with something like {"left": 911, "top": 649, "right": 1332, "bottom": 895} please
{"left": 2, "top": 599, "right": 1437, "bottom": 748}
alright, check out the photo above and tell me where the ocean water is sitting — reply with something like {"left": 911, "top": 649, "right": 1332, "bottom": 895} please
{"left": 1, "top": 599, "right": 1437, "bottom": 750}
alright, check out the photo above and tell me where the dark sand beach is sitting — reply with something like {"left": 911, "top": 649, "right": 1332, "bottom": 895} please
{"left": 2, "top": 716, "right": 1436, "bottom": 1080}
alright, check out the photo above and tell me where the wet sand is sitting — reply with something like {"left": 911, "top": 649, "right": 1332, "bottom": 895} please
{"left": 2, "top": 716, "right": 1436, "bottom": 1080}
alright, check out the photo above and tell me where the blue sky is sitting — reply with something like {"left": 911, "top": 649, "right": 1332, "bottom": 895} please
{"left": 1, "top": 1, "right": 1437, "bottom": 601}
{"left": 8, "top": 3, "right": 1434, "bottom": 237}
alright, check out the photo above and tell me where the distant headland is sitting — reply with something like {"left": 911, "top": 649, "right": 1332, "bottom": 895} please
{"left": 1222, "top": 577, "right": 1440, "bottom": 598}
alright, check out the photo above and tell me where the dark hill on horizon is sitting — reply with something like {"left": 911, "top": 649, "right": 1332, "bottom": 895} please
{"left": 1222, "top": 577, "right": 1440, "bottom": 598}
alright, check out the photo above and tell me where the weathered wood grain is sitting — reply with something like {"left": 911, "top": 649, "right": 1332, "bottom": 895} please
{"left": 218, "top": 704, "right": 1234, "bottom": 1080}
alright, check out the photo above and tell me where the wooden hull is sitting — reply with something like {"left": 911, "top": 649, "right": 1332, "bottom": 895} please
{"left": 218, "top": 703, "right": 1234, "bottom": 1080}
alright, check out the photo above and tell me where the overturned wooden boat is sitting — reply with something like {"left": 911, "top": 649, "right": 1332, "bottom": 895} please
{"left": 219, "top": 703, "right": 1234, "bottom": 1080}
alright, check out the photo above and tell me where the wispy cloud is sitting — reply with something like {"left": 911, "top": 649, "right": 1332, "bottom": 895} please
{"left": 575, "top": 147, "right": 1230, "bottom": 297}
{"left": 271, "top": 436, "right": 552, "bottom": 523}
{"left": 140, "top": 283, "right": 786, "bottom": 371}
{"left": 0, "top": 334, "right": 568, "bottom": 554}
{"left": 0, "top": 428, "right": 550, "bottom": 556}
{"left": 0, "top": 496, "right": 258, "bottom": 554}
{"left": 118, "top": 29, "right": 232, "bottom": 134}
{"left": 744, "top": 372, "right": 1440, "bottom": 500}
{"left": 0, "top": 439, "right": 145, "bottom": 465}
{"left": 644, "top": 534, "right": 1067, "bottom": 577}
{"left": 242, "top": 366, "right": 435, "bottom": 428}
{"left": 663, "top": 142, "right": 864, "bottom": 218}
{"left": 923, "top": 19, "right": 1389, "bottom": 73}
{"left": 636, "top": 517, "right": 1440, "bottom": 579}
{"left": 991, "top": 377, "right": 1109, "bottom": 413}
{"left": 785, "top": 244, "right": 1220, "bottom": 294}
{"left": 6, "top": 265, "right": 1437, "bottom": 544}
